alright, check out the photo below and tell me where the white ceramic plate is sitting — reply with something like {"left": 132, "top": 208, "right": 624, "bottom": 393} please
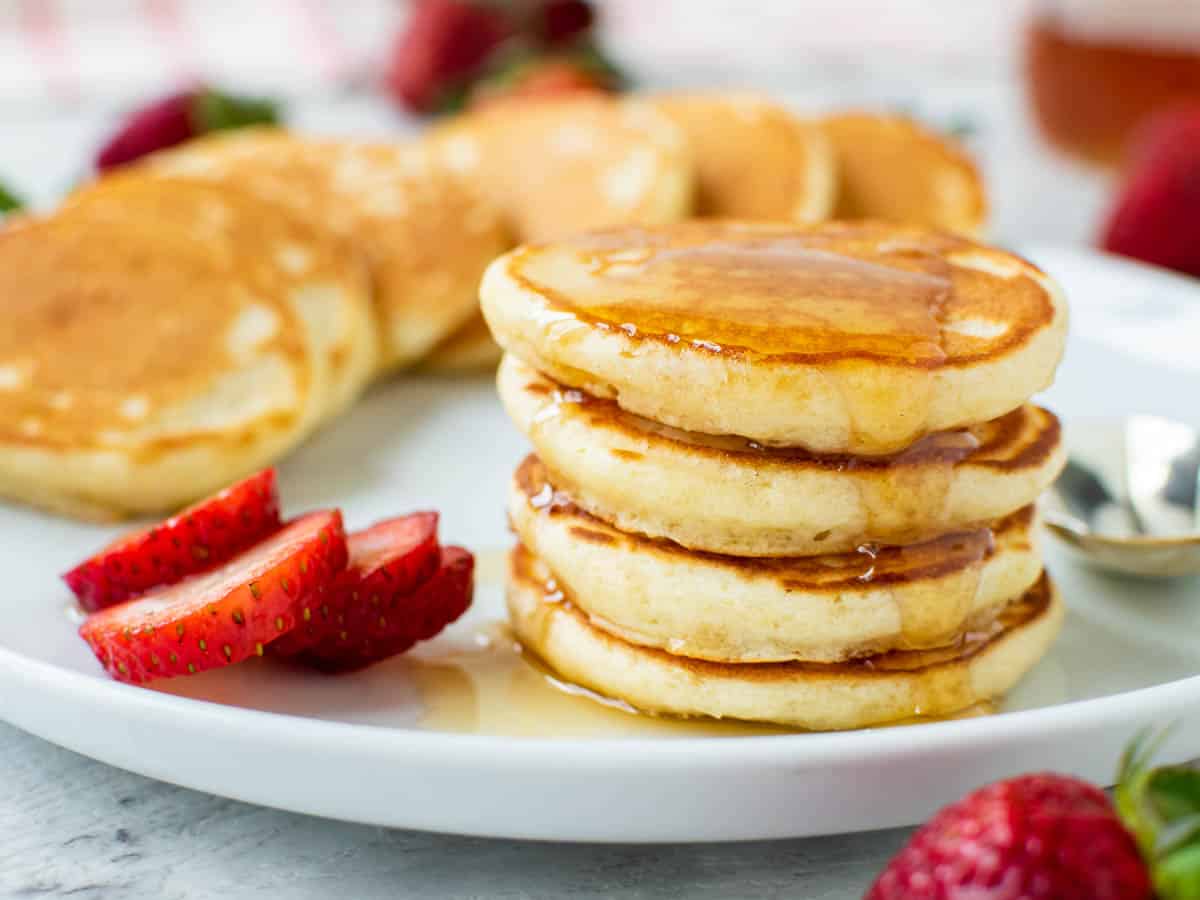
{"left": 2, "top": 246, "right": 1199, "bottom": 843}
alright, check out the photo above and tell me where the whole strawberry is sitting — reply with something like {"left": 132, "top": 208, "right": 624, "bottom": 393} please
{"left": 865, "top": 773, "right": 1152, "bottom": 900}
{"left": 384, "top": 0, "right": 512, "bottom": 114}
{"left": 95, "top": 87, "right": 278, "bottom": 172}
{"left": 534, "top": 0, "right": 594, "bottom": 46}
{"left": 1100, "top": 104, "right": 1200, "bottom": 279}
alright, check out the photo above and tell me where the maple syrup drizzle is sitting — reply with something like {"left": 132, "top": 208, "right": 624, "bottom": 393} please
{"left": 515, "top": 225, "right": 955, "bottom": 363}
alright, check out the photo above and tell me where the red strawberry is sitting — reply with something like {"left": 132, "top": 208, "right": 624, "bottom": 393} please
{"left": 384, "top": 0, "right": 512, "bottom": 114}
{"left": 865, "top": 773, "right": 1152, "bottom": 900}
{"left": 534, "top": 0, "right": 595, "bottom": 47}
{"left": 96, "top": 87, "right": 279, "bottom": 172}
{"left": 1100, "top": 104, "right": 1200, "bottom": 279}
{"left": 63, "top": 469, "right": 281, "bottom": 612}
{"left": 293, "top": 546, "right": 473, "bottom": 673}
{"left": 270, "top": 512, "right": 441, "bottom": 657}
{"left": 79, "top": 510, "right": 347, "bottom": 684}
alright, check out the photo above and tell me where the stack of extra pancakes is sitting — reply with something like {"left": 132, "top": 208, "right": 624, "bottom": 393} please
{"left": 484, "top": 220, "right": 1069, "bottom": 731}
{"left": 0, "top": 91, "right": 986, "bottom": 522}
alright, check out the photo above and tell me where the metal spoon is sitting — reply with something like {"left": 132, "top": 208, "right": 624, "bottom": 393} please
{"left": 1044, "top": 416, "right": 1200, "bottom": 577}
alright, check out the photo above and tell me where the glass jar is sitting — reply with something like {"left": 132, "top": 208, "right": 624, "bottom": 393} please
{"left": 1025, "top": 0, "right": 1200, "bottom": 164}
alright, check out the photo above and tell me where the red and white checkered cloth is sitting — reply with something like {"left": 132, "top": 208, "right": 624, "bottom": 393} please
{"left": 1, "top": 0, "right": 1026, "bottom": 109}
{"left": 0, "top": 0, "right": 399, "bottom": 107}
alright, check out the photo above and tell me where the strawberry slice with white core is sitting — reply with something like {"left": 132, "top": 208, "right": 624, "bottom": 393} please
{"left": 271, "top": 512, "right": 441, "bottom": 656}
{"left": 63, "top": 468, "right": 281, "bottom": 612}
{"left": 80, "top": 510, "right": 347, "bottom": 684}
{"left": 294, "top": 545, "right": 474, "bottom": 673}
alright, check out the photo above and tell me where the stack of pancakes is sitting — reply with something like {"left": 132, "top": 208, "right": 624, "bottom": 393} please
{"left": 484, "top": 220, "right": 1070, "bottom": 731}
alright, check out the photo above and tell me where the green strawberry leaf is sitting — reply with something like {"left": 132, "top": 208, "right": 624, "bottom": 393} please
{"left": 193, "top": 89, "right": 280, "bottom": 134}
{"left": 0, "top": 180, "right": 24, "bottom": 214}
{"left": 1115, "top": 727, "right": 1200, "bottom": 900}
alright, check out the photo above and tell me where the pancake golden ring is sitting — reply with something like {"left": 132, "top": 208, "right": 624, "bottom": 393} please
{"left": 509, "top": 547, "right": 1065, "bottom": 731}
{"left": 649, "top": 92, "right": 835, "bottom": 221}
{"left": 0, "top": 179, "right": 369, "bottom": 519}
{"left": 481, "top": 220, "right": 1068, "bottom": 455}
{"left": 499, "top": 356, "right": 1065, "bottom": 557}
{"left": 509, "top": 455, "right": 1043, "bottom": 663}
{"left": 142, "top": 129, "right": 510, "bottom": 372}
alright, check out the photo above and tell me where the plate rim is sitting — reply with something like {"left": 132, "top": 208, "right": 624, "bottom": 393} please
{"left": 5, "top": 636, "right": 1200, "bottom": 771}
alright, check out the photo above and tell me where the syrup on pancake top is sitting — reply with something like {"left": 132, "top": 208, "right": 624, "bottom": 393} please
{"left": 483, "top": 220, "right": 1068, "bottom": 453}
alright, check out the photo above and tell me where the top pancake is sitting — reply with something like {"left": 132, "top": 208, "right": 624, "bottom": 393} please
{"left": 482, "top": 220, "right": 1068, "bottom": 454}
{"left": 423, "top": 95, "right": 693, "bottom": 242}
{"left": 142, "top": 129, "right": 510, "bottom": 371}
{"left": 649, "top": 92, "right": 834, "bottom": 221}
{"left": 821, "top": 113, "right": 988, "bottom": 236}
{"left": 0, "top": 178, "right": 366, "bottom": 518}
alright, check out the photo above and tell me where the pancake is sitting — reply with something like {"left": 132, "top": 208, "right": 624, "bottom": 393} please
{"left": 498, "top": 355, "right": 1065, "bottom": 556}
{"left": 509, "top": 455, "right": 1043, "bottom": 663}
{"left": 0, "top": 183, "right": 356, "bottom": 519}
{"left": 420, "top": 313, "right": 502, "bottom": 373}
{"left": 143, "top": 129, "right": 510, "bottom": 371}
{"left": 649, "top": 92, "right": 835, "bottom": 221}
{"left": 64, "top": 171, "right": 377, "bottom": 426}
{"left": 423, "top": 95, "right": 692, "bottom": 242}
{"left": 483, "top": 220, "right": 1068, "bottom": 455}
{"left": 509, "top": 546, "right": 1064, "bottom": 731}
{"left": 821, "top": 112, "right": 988, "bottom": 236}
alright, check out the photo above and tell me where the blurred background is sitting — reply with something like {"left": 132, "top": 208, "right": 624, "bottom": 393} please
{"left": 2, "top": 0, "right": 1199, "bottom": 255}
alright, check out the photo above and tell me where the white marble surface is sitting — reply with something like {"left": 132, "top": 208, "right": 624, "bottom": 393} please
{"left": 0, "top": 721, "right": 906, "bottom": 899}
{"left": 0, "top": 45, "right": 1113, "bottom": 900}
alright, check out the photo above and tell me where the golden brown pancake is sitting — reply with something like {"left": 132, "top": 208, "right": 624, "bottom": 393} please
{"left": 0, "top": 179, "right": 363, "bottom": 519}
{"left": 499, "top": 355, "right": 1064, "bottom": 556}
{"left": 141, "top": 129, "right": 510, "bottom": 371}
{"left": 483, "top": 220, "right": 1068, "bottom": 454}
{"left": 423, "top": 95, "right": 692, "bottom": 242}
{"left": 821, "top": 112, "right": 988, "bottom": 236}
{"left": 63, "top": 171, "right": 377, "bottom": 425}
{"left": 650, "top": 92, "right": 835, "bottom": 221}
{"left": 509, "top": 546, "right": 1064, "bottom": 731}
{"left": 420, "top": 313, "right": 502, "bottom": 373}
{"left": 510, "top": 455, "right": 1043, "bottom": 662}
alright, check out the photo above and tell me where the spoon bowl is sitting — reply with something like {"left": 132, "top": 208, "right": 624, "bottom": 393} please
{"left": 1044, "top": 416, "right": 1200, "bottom": 578}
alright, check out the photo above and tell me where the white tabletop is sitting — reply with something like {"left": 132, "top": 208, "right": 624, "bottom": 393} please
{"left": 0, "top": 51, "right": 1110, "bottom": 898}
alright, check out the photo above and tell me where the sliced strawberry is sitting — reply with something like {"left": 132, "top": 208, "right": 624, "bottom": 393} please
{"left": 293, "top": 546, "right": 473, "bottom": 673}
{"left": 80, "top": 510, "right": 347, "bottom": 684}
{"left": 270, "top": 512, "right": 441, "bottom": 657}
{"left": 63, "top": 469, "right": 282, "bottom": 613}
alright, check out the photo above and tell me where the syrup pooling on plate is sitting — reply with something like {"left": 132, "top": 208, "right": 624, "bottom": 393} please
{"left": 513, "top": 223, "right": 955, "bottom": 363}
{"left": 403, "top": 619, "right": 786, "bottom": 737}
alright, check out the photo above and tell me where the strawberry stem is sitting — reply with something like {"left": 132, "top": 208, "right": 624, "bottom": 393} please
{"left": 192, "top": 89, "right": 280, "bottom": 134}
{"left": 1115, "top": 726, "right": 1200, "bottom": 900}
{"left": 0, "top": 180, "right": 23, "bottom": 214}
